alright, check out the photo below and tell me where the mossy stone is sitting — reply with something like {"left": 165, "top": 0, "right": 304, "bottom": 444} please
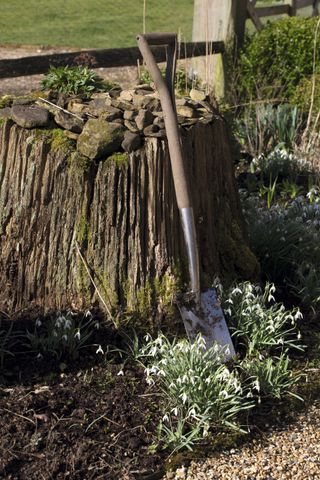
{"left": 77, "top": 119, "right": 125, "bottom": 160}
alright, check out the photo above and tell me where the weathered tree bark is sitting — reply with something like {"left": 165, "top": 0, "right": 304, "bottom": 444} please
{"left": 0, "top": 119, "right": 258, "bottom": 315}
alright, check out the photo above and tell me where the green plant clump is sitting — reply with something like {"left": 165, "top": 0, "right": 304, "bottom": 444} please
{"left": 41, "top": 66, "right": 111, "bottom": 97}
{"left": 142, "top": 334, "right": 254, "bottom": 452}
{"left": 25, "top": 310, "right": 99, "bottom": 360}
{"left": 223, "top": 282, "right": 304, "bottom": 356}
{"left": 236, "top": 17, "right": 320, "bottom": 102}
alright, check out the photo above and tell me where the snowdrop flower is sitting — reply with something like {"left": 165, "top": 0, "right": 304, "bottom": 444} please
{"left": 74, "top": 329, "right": 81, "bottom": 340}
{"left": 181, "top": 392, "right": 188, "bottom": 404}
{"left": 94, "top": 322, "right": 100, "bottom": 330}
{"left": 35, "top": 319, "right": 42, "bottom": 327}
{"left": 172, "top": 407, "right": 178, "bottom": 416}
{"left": 162, "top": 414, "right": 169, "bottom": 422}
{"left": 37, "top": 352, "right": 43, "bottom": 360}
{"left": 117, "top": 369, "right": 124, "bottom": 376}
{"left": 96, "top": 345, "right": 104, "bottom": 354}
{"left": 62, "top": 334, "right": 68, "bottom": 341}
{"left": 85, "top": 310, "right": 92, "bottom": 318}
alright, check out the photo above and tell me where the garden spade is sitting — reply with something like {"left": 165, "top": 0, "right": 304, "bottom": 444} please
{"left": 137, "top": 33, "right": 235, "bottom": 360}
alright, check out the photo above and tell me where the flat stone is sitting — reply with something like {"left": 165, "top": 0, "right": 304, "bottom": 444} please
{"left": 111, "top": 99, "right": 135, "bottom": 111}
{"left": 68, "top": 100, "right": 88, "bottom": 114}
{"left": 12, "top": 97, "right": 34, "bottom": 106}
{"left": 111, "top": 118, "right": 124, "bottom": 125}
{"left": 11, "top": 105, "right": 51, "bottom": 129}
{"left": 99, "top": 106, "right": 123, "bottom": 122}
{"left": 176, "top": 105, "right": 197, "bottom": 118}
{"left": 135, "top": 84, "right": 154, "bottom": 91}
{"left": 135, "top": 109, "right": 154, "bottom": 130}
{"left": 77, "top": 119, "right": 125, "bottom": 160}
{"left": 108, "top": 87, "right": 122, "bottom": 99}
{"left": 133, "top": 94, "right": 161, "bottom": 111}
{"left": 181, "top": 118, "right": 198, "bottom": 126}
{"left": 146, "top": 129, "right": 167, "bottom": 138}
{"left": 123, "top": 110, "right": 137, "bottom": 121}
{"left": 153, "top": 116, "right": 165, "bottom": 129}
{"left": 121, "top": 131, "right": 141, "bottom": 152}
{"left": 54, "top": 110, "right": 84, "bottom": 133}
{"left": 124, "top": 120, "right": 139, "bottom": 133}
{"left": 176, "top": 98, "right": 189, "bottom": 106}
{"left": 86, "top": 97, "right": 113, "bottom": 116}
{"left": 190, "top": 89, "right": 207, "bottom": 101}
{"left": 65, "top": 131, "right": 80, "bottom": 141}
{"left": 0, "top": 107, "right": 12, "bottom": 120}
{"left": 119, "top": 89, "right": 135, "bottom": 102}
{"left": 143, "top": 124, "right": 159, "bottom": 136}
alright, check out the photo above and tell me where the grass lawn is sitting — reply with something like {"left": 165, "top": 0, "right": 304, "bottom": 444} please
{"left": 0, "top": 0, "right": 194, "bottom": 49}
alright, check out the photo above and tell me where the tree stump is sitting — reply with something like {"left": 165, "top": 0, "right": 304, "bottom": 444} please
{"left": 0, "top": 96, "right": 258, "bottom": 318}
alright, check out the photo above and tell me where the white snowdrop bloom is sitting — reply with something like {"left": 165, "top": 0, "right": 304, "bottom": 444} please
{"left": 35, "top": 319, "right": 42, "bottom": 327}
{"left": 162, "top": 414, "right": 169, "bottom": 422}
{"left": 85, "top": 310, "right": 92, "bottom": 318}
{"left": 189, "top": 408, "right": 197, "bottom": 418}
{"left": 53, "top": 330, "right": 58, "bottom": 337}
{"left": 64, "top": 319, "right": 72, "bottom": 329}
{"left": 144, "top": 333, "right": 152, "bottom": 342}
{"left": 74, "top": 329, "right": 81, "bottom": 340}
{"left": 172, "top": 407, "right": 178, "bottom": 416}
{"left": 181, "top": 392, "right": 188, "bottom": 404}
{"left": 297, "top": 331, "right": 301, "bottom": 340}
{"left": 37, "top": 352, "right": 43, "bottom": 360}
{"left": 55, "top": 316, "right": 64, "bottom": 327}
{"left": 254, "top": 379, "right": 260, "bottom": 392}
{"left": 62, "top": 334, "right": 68, "bottom": 341}
{"left": 219, "top": 390, "right": 229, "bottom": 399}
{"left": 231, "top": 287, "right": 242, "bottom": 295}
{"left": 117, "top": 369, "right": 124, "bottom": 376}
{"left": 96, "top": 345, "right": 104, "bottom": 354}
{"left": 94, "top": 322, "right": 100, "bottom": 329}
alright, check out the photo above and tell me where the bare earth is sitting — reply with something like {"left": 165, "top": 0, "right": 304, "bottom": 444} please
{"left": 0, "top": 44, "right": 138, "bottom": 96}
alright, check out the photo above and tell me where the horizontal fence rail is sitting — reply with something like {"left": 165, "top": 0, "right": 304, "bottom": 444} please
{"left": 0, "top": 41, "right": 224, "bottom": 79}
{"left": 247, "top": 0, "right": 319, "bottom": 30}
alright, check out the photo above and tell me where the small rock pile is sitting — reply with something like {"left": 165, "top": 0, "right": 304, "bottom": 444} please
{"left": 0, "top": 86, "right": 218, "bottom": 161}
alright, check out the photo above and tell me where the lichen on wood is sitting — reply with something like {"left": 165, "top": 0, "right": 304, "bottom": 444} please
{"left": 0, "top": 116, "right": 259, "bottom": 321}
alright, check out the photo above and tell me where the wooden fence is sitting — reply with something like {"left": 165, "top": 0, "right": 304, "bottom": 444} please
{"left": 0, "top": 0, "right": 319, "bottom": 80}
{"left": 0, "top": 41, "right": 224, "bottom": 80}
{"left": 247, "top": 0, "right": 320, "bottom": 31}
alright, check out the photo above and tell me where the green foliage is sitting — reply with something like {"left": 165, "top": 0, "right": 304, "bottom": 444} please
{"left": 240, "top": 354, "right": 302, "bottom": 401}
{"left": 223, "top": 282, "right": 303, "bottom": 356}
{"left": 0, "top": 319, "right": 16, "bottom": 368}
{"left": 234, "top": 104, "right": 300, "bottom": 157}
{"left": 251, "top": 148, "right": 311, "bottom": 183}
{"left": 25, "top": 310, "right": 99, "bottom": 360}
{"left": 142, "top": 334, "right": 254, "bottom": 452}
{"left": 242, "top": 192, "right": 320, "bottom": 309}
{"left": 41, "top": 66, "right": 111, "bottom": 97}
{"left": 237, "top": 17, "right": 320, "bottom": 102}
{"left": 138, "top": 66, "right": 200, "bottom": 96}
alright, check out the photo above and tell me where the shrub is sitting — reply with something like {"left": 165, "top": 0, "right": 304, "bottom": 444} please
{"left": 251, "top": 148, "right": 311, "bottom": 183}
{"left": 41, "top": 65, "right": 113, "bottom": 97}
{"left": 223, "top": 282, "right": 303, "bottom": 356}
{"left": 236, "top": 17, "right": 320, "bottom": 102}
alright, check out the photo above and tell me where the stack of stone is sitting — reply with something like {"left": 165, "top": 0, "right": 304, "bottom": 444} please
{"left": 0, "top": 85, "right": 218, "bottom": 161}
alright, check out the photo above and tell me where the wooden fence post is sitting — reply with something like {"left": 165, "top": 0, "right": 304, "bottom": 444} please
{"left": 290, "top": 0, "right": 297, "bottom": 16}
{"left": 192, "top": 0, "right": 247, "bottom": 98}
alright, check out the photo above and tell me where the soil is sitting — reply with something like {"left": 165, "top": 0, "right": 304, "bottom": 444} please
{"left": 0, "top": 314, "right": 166, "bottom": 480}
{"left": 0, "top": 44, "right": 138, "bottom": 96}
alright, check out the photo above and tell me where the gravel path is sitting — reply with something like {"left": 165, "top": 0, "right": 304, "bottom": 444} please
{"left": 164, "top": 401, "right": 320, "bottom": 480}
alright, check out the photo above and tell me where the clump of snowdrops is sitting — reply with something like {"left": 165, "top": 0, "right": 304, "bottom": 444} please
{"left": 25, "top": 310, "right": 101, "bottom": 360}
{"left": 140, "top": 282, "right": 304, "bottom": 452}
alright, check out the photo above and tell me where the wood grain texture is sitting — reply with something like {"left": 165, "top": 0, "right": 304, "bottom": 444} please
{"left": 0, "top": 120, "right": 258, "bottom": 313}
